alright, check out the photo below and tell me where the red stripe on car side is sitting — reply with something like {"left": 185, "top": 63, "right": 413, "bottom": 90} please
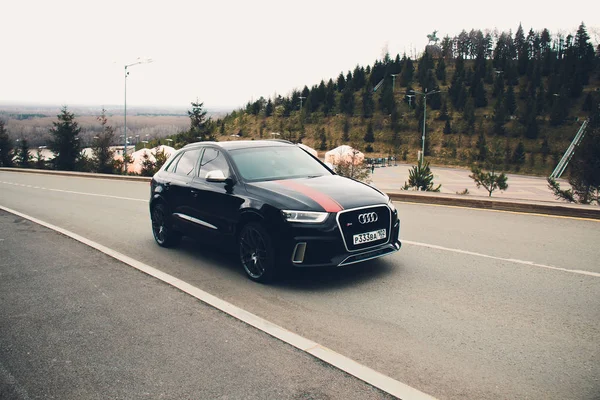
{"left": 276, "top": 180, "right": 344, "bottom": 212}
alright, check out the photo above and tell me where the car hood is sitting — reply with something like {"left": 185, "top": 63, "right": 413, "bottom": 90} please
{"left": 246, "top": 175, "right": 388, "bottom": 212}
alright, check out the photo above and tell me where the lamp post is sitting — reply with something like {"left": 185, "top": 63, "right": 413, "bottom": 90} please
{"left": 298, "top": 96, "right": 306, "bottom": 110}
{"left": 391, "top": 74, "right": 398, "bottom": 91}
{"left": 406, "top": 94, "right": 415, "bottom": 108}
{"left": 124, "top": 57, "right": 153, "bottom": 172}
{"left": 410, "top": 88, "right": 441, "bottom": 163}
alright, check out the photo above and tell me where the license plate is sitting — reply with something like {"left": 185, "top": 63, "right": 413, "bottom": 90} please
{"left": 353, "top": 229, "right": 386, "bottom": 245}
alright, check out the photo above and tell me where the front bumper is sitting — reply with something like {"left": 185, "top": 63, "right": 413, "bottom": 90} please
{"left": 275, "top": 208, "right": 401, "bottom": 268}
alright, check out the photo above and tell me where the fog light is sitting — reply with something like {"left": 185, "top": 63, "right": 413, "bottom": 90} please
{"left": 292, "top": 242, "right": 307, "bottom": 264}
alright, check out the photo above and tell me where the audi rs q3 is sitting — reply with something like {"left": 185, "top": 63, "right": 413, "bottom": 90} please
{"left": 149, "top": 140, "right": 401, "bottom": 282}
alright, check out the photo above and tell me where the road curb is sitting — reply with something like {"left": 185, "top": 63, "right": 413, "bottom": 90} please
{"left": 387, "top": 191, "right": 600, "bottom": 220}
{"left": 2, "top": 167, "right": 599, "bottom": 220}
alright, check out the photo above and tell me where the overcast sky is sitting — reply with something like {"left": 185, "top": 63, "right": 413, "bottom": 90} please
{"left": 2, "top": 0, "right": 598, "bottom": 111}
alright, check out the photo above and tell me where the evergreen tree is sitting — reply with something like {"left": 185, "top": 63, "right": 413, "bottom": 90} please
{"left": 472, "top": 78, "right": 488, "bottom": 108}
{"left": 0, "top": 120, "right": 13, "bottom": 167}
{"left": 361, "top": 85, "right": 375, "bottom": 118}
{"left": 336, "top": 72, "right": 346, "bottom": 92}
{"left": 504, "top": 85, "right": 517, "bottom": 115}
{"left": 342, "top": 118, "right": 350, "bottom": 142}
{"left": 437, "top": 99, "right": 450, "bottom": 121}
{"left": 340, "top": 87, "right": 355, "bottom": 116}
{"left": 323, "top": 80, "right": 336, "bottom": 116}
{"left": 402, "top": 159, "right": 441, "bottom": 192}
{"left": 92, "top": 108, "right": 116, "bottom": 174}
{"left": 475, "top": 130, "right": 487, "bottom": 161}
{"left": 187, "top": 101, "right": 214, "bottom": 142}
{"left": 512, "top": 141, "right": 526, "bottom": 169}
{"left": 443, "top": 120, "right": 452, "bottom": 135}
{"left": 15, "top": 139, "right": 31, "bottom": 168}
{"left": 49, "top": 106, "right": 81, "bottom": 171}
{"left": 492, "top": 97, "right": 507, "bottom": 135}
{"left": 541, "top": 136, "right": 550, "bottom": 165}
{"left": 318, "top": 127, "right": 327, "bottom": 151}
{"left": 399, "top": 56, "right": 414, "bottom": 87}
{"left": 378, "top": 81, "right": 395, "bottom": 115}
{"left": 265, "top": 99, "right": 274, "bottom": 117}
{"left": 435, "top": 58, "right": 446, "bottom": 84}
{"left": 492, "top": 72, "right": 505, "bottom": 97}
{"left": 462, "top": 98, "right": 476, "bottom": 129}
{"left": 469, "top": 139, "right": 508, "bottom": 197}
{"left": 364, "top": 121, "right": 375, "bottom": 143}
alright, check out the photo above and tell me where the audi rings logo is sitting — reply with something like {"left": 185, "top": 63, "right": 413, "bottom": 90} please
{"left": 358, "top": 212, "right": 378, "bottom": 224}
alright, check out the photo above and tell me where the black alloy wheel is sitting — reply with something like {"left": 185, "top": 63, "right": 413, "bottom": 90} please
{"left": 239, "top": 222, "right": 276, "bottom": 282}
{"left": 151, "top": 203, "right": 181, "bottom": 248}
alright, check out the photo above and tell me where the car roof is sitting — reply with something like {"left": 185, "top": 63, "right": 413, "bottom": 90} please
{"left": 182, "top": 139, "right": 294, "bottom": 151}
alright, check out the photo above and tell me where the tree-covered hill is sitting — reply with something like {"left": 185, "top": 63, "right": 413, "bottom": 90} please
{"left": 207, "top": 22, "right": 599, "bottom": 176}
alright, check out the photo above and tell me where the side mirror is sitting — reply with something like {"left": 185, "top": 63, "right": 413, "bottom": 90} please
{"left": 206, "top": 170, "right": 228, "bottom": 183}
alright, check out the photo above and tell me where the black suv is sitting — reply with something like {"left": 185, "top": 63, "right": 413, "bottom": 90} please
{"left": 150, "top": 140, "right": 401, "bottom": 282}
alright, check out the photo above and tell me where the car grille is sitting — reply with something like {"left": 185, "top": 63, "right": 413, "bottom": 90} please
{"left": 336, "top": 205, "right": 391, "bottom": 252}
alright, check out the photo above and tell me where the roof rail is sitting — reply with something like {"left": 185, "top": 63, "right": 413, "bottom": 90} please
{"left": 267, "top": 139, "right": 293, "bottom": 144}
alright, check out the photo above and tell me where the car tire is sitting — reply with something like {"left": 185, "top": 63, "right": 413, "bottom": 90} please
{"left": 238, "top": 222, "right": 277, "bottom": 283}
{"left": 151, "top": 203, "right": 182, "bottom": 248}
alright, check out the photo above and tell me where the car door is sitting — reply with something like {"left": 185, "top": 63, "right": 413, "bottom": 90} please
{"left": 186, "top": 147, "right": 244, "bottom": 241}
{"left": 165, "top": 147, "right": 202, "bottom": 234}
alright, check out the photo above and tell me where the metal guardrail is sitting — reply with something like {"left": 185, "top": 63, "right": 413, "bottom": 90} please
{"left": 550, "top": 119, "right": 588, "bottom": 179}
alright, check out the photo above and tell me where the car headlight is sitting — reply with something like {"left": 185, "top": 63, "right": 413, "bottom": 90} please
{"left": 282, "top": 210, "right": 329, "bottom": 223}
{"left": 387, "top": 198, "right": 396, "bottom": 213}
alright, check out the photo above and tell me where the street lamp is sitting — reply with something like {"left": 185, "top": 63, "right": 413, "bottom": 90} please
{"left": 410, "top": 88, "right": 441, "bottom": 163}
{"left": 299, "top": 96, "right": 306, "bottom": 110}
{"left": 391, "top": 74, "right": 398, "bottom": 91}
{"left": 406, "top": 94, "right": 415, "bottom": 108}
{"left": 124, "top": 57, "right": 153, "bottom": 172}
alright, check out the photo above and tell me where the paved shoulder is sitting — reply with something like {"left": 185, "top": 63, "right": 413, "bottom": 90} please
{"left": 0, "top": 210, "right": 394, "bottom": 400}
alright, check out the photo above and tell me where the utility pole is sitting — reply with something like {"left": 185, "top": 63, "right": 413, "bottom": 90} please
{"left": 411, "top": 88, "right": 441, "bottom": 163}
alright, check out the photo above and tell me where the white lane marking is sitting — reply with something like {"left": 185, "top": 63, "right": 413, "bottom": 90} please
{"left": 0, "top": 181, "right": 145, "bottom": 202}
{"left": 0, "top": 205, "right": 436, "bottom": 400}
{"left": 403, "top": 240, "right": 600, "bottom": 278}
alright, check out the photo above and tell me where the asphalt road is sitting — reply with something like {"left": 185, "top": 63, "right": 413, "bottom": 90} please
{"left": 1, "top": 170, "right": 599, "bottom": 400}
{"left": 0, "top": 209, "right": 393, "bottom": 400}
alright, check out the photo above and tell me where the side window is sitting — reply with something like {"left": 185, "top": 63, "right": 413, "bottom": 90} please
{"left": 173, "top": 149, "right": 201, "bottom": 176}
{"left": 198, "top": 148, "right": 230, "bottom": 179}
{"left": 164, "top": 153, "right": 182, "bottom": 173}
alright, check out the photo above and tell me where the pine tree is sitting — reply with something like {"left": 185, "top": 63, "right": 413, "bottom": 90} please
{"left": 15, "top": 139, "right": 32, "bottom": 168}
{"left": 443, "top": 120, "right": 452, "bottom": 135}
{"left": 492, "top": 97, "right": 507, "bottom": 135}
{"left": 364, "top": 121, "right": 375, "bottom": 143}
{"left": 265, "top": 99, "right": 273, "bottom": 117}
{"left": 340, "top": 87, "right": 355, "bottom": 116}
{"left": 187, "top": 101, "right": 214, "bottom": 142}
{"left": 473, "top": 78, "right": 488, "bottom": 108}
{"left": 435, "top": 58, "right": 446, "bottom": 84}
{"left": 475, "top": 130, "right": 487, "bottom": 161}
{"left": 512, "top": 141, "right": 526, "bottom": 169}
{"left": 469, "top": 139, "right": 508, "bottom": 197}
{"left": 92, "top": 108, "right": 116, "bottom": 174}
{"left": 0, "top": 120, "right": 13, "bottom": 167}
{"left": 49, "top": 106, "right": 81, "bottom": 171}
{"left": 504, "top": 85, "right": 517, "bottom": 116}
{"left": 342, "top": 118, "right": 350, "bottom": 142}
{"left": 361, "top": 86, "right": 374, "bottom": 118}
{"left": 318, "top": 128, "right": 327, "bottom": 151}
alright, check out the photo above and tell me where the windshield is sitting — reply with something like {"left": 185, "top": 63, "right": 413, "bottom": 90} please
{"left": 229, "top": 146, "right": 332, "bottom": 182}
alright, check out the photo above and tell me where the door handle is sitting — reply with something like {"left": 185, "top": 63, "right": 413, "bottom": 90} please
{"left": 190, "top": 189, "right": 199, "bottom": 197}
